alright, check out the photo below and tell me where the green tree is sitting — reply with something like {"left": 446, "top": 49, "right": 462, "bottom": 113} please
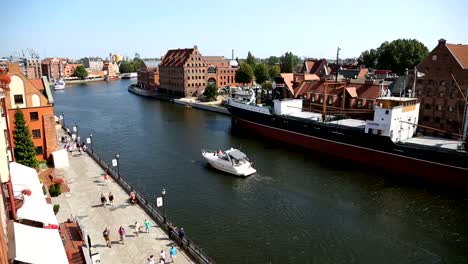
{"left": 358, "top": 39, "right": 429, "bottom": 75}
{"left": 254, "top": 63, "right": 270, "bottom": 85}
{"left": 261, "top": 80, "right": 273, "bottom": 90}
{"left": 132, "top": 57, "right": 146, "bottom": 71}
{"left": 280, "top": 52, "right": 301, "bottom": 73}
{"left": 267, "top": 56, "right": 279, "bottom": 66}
{"left": 13, "top": 108, "right": 38, "bottom": 168}
{"left": 235, "top": 62, "right": 254, "bottom": 85}
{"left": 203, "top": 83, "right": 218, "bottom": 101}
{"left": 357, "top": 49, "right": 379, "bottom": 69}
{"left": 246, "top": 51, "right": 256, "bottom": 69}
{"left": 269, "top": 65, "right": 281, "bottom": 78}
{"left": 74, "top": 65, "right": 88, "bottom": 79}
{"left": 119, "top": 61, "right": 135, "bottom": 73}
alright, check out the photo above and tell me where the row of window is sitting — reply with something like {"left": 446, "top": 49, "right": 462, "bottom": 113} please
{"left": 188, "top": 75, "right": 205, "bottom": 80}
{"left": 424, "top": 104, "right": 455, "bottom": 111}
{"left": 309, "top": 97, "right": 374, "bottom": 108}
{"left": 188, "top": 83, "right": 206, "bottom": 87}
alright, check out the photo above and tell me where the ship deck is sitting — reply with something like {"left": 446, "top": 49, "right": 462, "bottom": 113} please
{"left": 401, "top": 136, "right": 463, "bottom": 151}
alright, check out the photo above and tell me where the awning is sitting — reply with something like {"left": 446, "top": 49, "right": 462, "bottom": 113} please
{"left": 8, "top": 222, "right": 68, "bottom": 264}
{"left": 228, "top": 150, "right": 247, "bottom": 160}
{"left": 10, "top": 162, "right": 58, "bottom": 226}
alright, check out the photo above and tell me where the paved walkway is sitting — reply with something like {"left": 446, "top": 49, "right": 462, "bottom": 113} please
{"left": 52, "top": 129, "right": 194, "bottom": 264}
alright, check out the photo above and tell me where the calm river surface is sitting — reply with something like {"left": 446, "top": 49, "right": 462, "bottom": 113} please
{"left": 53, "top": 80, "right": 468, "bottom": 263}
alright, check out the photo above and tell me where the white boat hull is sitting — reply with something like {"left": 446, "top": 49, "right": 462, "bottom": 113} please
{"left": 202, "top": 150, "right": 256, "bottom": 177}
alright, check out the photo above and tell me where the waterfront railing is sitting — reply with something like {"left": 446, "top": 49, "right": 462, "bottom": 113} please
{"left": 62, "top": 124, "right": 216, "bottom": 264}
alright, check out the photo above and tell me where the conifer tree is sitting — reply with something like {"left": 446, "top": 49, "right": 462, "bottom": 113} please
{"left": 13, "top": 108, "right": 38, "bottom": 168}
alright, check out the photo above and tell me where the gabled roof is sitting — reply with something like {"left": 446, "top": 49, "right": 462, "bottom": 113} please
{"left": 296, "top": 80, "right": 382, "bottom": 99}
{"left": 160, "top": 48, "right": 194, "bottom": 67}
{"left": 280, "top": 73, "right": 295, "bottom": 95}
{"left": 29, "top": 79, "right": 44, "bottom": 90}
{"left": 446, "top": 44, "right": 468, "bottom": 69}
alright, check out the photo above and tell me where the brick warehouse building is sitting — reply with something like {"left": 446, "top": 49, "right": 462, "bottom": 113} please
{"left": 3, "top": 62, "right": 57, "bottom": 161}
{"left": 158, "top": 46, "right": 239, "bottom": 97}
{"left": 41, "top": 57, "right": 65, "bottom": 81}
{"left": 416, "top": 39, "right": 468, "bottom": 138}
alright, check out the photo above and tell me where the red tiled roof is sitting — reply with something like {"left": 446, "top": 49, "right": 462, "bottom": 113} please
{"left": 296, "top": 80, "right": 381, "bottom": 99}
{"left": 280, "top": 73, "right": 295, "bottom": 95}
{"left": 447, "top": 43, "right": 468, "bottom": 69}
{"left": 160, "top": 48, "right": 194, "bottom": 67}
{"left": 30, "top": 79, "right": 44, "bottom": 90}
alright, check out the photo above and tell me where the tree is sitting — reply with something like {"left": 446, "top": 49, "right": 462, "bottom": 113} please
{"left": 235, "top": 62, "right": 254, "bottom": 85}
{"left": 203, "top": 83, "right": 218, "bottom": 101}
{"left": 279, "top": 52, "right": 301, "bottom": 73}
{"left": 254, "top": 63, "right": 269, "bottom": 85}
{"left": 132, "top": 57, "right": 146, "bottom": 71}
{"left": 358, "top": 39, "right": 429, "bottom": 75}
{"left": 74, "top": 65, "right": 88, "bottom": 79}
{"left": 261, "top": 81, "right": 273, "bottom": 90}
{"left": 246, "top": 51, "right": 256, "bottom": 69}
{"left": 119, "top": 61, "right": 135, "bottom": 73}
{"left": 269, "top": 65, "right": 281, "bottom": 78}
{"left": 267, "top": 56, "right": 279, "bottom": 66}
{"left": 13, "top": 108, "right": 38, "bottom": 168}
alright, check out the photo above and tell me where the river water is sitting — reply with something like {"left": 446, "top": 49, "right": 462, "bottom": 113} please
{"left": 53, "top": 80, "right": 468, "bottom": 263}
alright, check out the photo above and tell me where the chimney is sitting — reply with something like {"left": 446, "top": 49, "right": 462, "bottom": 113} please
{"left": 232, "top": 49, "right": 234, "bottom": 60}
{"left": 438, "top": 38, "right": 447, "bottom": 45}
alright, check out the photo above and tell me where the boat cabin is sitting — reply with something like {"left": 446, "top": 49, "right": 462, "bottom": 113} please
{"left": 365, "top": 97, "right": 420, "bottom": 142}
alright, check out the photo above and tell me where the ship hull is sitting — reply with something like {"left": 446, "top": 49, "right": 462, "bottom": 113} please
{"left": 229, "top": 106, "right": 468, "bottom": 189}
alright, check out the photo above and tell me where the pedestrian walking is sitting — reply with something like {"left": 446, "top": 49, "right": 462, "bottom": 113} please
{"left": 178, "top": 227, "right": 185, "bottom": 247}
{"left": 159, "top": 249, "right": 166, "bottom": 262}
{"left": 168, "top": 223, "right": 176, "bottom": 240}
{"left": 170, "top": 244, "right": 177, "bottom": 263}
{"left": 100, "top": 193, "right": 107, "bottom": 207}
{"left": 104, "top": 172, "right": 110, "bottom": 184}
{"left": 144, "top": 219, "right": 151, "bottom": 234}
{"left": 103, "top": 227, "right": 111, "bottom": 248}
{"left": 134, "top": 221, "right": 140, "bottom": 236}
{"left": 118, "top": 226, "right": 125, "bottom": 244}
{"left": 147, "top": 255, "right": 155, "bottom": 264}
{"left": 108, "top": 192, "right": 114, "bottom": 206}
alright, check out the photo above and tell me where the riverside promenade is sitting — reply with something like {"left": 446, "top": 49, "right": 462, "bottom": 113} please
{"left": 52, "top": 128, "right": 195, "bottom": 264}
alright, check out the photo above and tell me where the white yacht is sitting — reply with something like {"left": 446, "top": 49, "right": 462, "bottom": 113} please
{"left": 54, "top": 79, "right": 65, "bottom": 90}
{"left": 201, "top": 148, "right": 256, "bottom": 177}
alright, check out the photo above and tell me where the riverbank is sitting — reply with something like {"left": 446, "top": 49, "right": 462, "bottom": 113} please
{"left": 128, "top": 84, "right": 230, "bottom": 115}
{"left": 53, "top": 126, "right": 214, "bottom": 264}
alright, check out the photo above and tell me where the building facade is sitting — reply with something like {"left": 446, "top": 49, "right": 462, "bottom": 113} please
{"left": 137, "top": 67, "right": 159, "bottom": 90}
{"left": 63, "top": 63, "right": 82, "bottom": 78}
{"left": 416, "top": 39, "right": 468, "bottom": 138}
{"left": 41, "top": 58, "right": 65, "bottom": 81}
{"left": 81, "top": 57, "right": 104, "bottom": 71}
{"left": 21, "top": 59, "right": 42, "bottom": 80}
{"left": 4, "top": 63, "right": 57, "bottom": 161}
{"left": 158, "top": 46, "right": 239, "bottom": 97}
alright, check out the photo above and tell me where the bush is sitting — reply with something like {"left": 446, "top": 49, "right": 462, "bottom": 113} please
{"left": 49, "top": 183, "right": 62, "bottom": 197}
{"left": 53, "top": 204, "right": 60, "bottom": 215}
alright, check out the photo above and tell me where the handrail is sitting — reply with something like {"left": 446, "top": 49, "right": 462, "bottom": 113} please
{"left": 62, "top": 124, "right": 215, "bottom": 264}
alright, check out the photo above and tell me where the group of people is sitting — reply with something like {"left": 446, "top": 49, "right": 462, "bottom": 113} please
{"left": 147, "top": 245, "right": 177, "bottom": 264}
{"left": 62, "top": 135, "right": 86, "bottom": 155}
{"left": 100, "top": 192, "right": 114, "bottom": 207}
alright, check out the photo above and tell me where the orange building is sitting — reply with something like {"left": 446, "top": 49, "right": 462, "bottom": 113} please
{"left": 3, "top": 62, "right": 57, "bottom": 161}
{"left": 64, "top": 63, "right": 82, "bottom": 78}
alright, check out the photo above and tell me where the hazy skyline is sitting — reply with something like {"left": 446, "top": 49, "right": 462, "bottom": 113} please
{"left": 3, "top": 0, "right": 468, "bottom": 60}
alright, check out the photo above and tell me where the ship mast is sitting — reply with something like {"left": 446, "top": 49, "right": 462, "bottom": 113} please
{"left": 451, "top": 73, "right": 468, "bottom": 143}
{"left": 335, "top": 47, "right": 341, "bottom": 82}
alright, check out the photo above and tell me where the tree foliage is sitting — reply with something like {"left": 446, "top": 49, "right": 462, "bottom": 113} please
{"left": 119, "top": 61, "right": 134, "bottom": 73}
{"left": 132, "top": 57, "right": 146, "bottom": 70}
{"left": 358, "top": 39, "right": 429, "bottom": 75}
{"left": 280, "top": 52, "right": 301, "bottom": 73}
{"left": 246, "top": 51, "right": 256, "bottom": 69}
{"left": 13, "top": 108, "right": 38, "bottom": 168}
{"left": 269, "top": 65, "right": 281, "bottom": 78}
{"left": 261, "top": 81, "right": 273, "bottom": 90}
{"left": 267, "top": 56, "right": 280, "bottom": 66}
{"left": 74, "top": 65, "right": 88, "bottom": 79}
{"left": 254, "top": 63, "right": 270, "bottom": 85}
{"left": 235, "top": 62, "right": 254, "bottom": 85}
{"left": 203, "top": 83, "right": 218, "bottom": 101}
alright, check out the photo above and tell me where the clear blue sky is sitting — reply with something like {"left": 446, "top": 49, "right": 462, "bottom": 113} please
{"left": 3, "top": 0, "right": 467, "bottom": 60}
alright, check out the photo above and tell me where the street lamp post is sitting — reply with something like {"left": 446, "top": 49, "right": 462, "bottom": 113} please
{"left": 75, "top": 122, "right": 79, "bottom": 141}
{"left": 60, "top": 112, "right": 65, "bottom": 127}
{"left": 89, "top": 132, "right": 93, "bottom": 154}
{"left": 161, "top": 188, "right": 166, "bottom": 224}
{"left": 115, "top": 153, "right": 120, "bottom": 176}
